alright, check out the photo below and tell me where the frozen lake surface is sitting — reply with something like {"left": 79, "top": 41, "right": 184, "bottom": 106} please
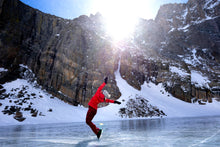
{"left": 1, "top": 116, "right": 220, "bottom": 147}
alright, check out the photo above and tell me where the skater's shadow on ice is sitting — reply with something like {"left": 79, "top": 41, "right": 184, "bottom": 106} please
{"left": 75, "top": 139, "right": 108, "bottom": 147}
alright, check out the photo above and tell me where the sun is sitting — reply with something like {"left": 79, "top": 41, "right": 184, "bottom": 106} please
{"left": 104, "top": 12, "right": 138, "bottom": 42}
{"left": 91, "top": 0, "right": 154, "bottom": 42}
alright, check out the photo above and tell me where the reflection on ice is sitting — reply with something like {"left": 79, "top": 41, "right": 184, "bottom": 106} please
{"left": 120, "top": 119, "right": 165, "bottom": 131}
{"left": 0, "top": 116, "right": 220, "bottom": 146}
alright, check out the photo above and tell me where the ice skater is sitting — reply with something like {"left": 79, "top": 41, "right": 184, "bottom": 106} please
{"left": 86, "top": 77, "right": 121, "bottom": 139}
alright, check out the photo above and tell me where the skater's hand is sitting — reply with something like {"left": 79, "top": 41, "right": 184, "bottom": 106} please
{"left": 104, "top": 77, "right": 108, "bottom": 84}
{"left": 114, "top": 101, "right": 121, "bottom": 105}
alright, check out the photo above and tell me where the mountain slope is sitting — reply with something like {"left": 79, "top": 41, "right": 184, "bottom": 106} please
{"left": 125, "top": 0, "right": 220, "bottom": 103}
{"left": 1, "top": 62, "right": 220, "bottom": 126}
{"left": 0, "top": 0, "right": 219, "bottom": 114}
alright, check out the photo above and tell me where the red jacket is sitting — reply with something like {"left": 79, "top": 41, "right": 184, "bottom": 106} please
{"left": 88, "top": 82, "right": 115, "bottom": 110}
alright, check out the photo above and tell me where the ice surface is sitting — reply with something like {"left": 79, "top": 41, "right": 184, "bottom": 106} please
{"left": 0, "top": 116, "right": 220, "bottom": 147}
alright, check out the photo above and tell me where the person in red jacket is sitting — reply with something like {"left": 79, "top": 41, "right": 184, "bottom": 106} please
{"left": 86, "top": 77, "right": 121, "bottom": 139}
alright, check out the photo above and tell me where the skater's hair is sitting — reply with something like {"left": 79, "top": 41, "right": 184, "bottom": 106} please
{"left": 103, "top": 90, "right": 111, "bottom": 99}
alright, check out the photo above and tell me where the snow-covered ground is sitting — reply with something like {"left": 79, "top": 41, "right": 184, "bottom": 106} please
{"left": 0, "top": 79, "right": 87, "bottom": 126}
{"left": 0, "top": 62, "right": 220, "bottom": 126}
{"left": 96, "top": 60, "right": 220, "bottom": 121}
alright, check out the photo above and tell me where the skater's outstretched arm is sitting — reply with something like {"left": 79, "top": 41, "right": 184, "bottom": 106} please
{"left": 97, "top": 82, "right": 106, "bottom": 93}
{"left": 105, "top": 98, "right": 115, "bottom": 103}
{"left": 97, "top": 77, "right": 108, "bottom": 93}
{"left": 105, "top": 99, "right": 121, "bottom": 104}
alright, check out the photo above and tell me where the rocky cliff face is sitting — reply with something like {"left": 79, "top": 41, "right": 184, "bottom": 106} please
{"left": 0, "top": 0, "right": 120, "bottom": 106}
{"left": 123, "top": 0, "right": 220, "bottom": 103}
{"left": 0, "top": 0, "right": 219, "bottom": 107}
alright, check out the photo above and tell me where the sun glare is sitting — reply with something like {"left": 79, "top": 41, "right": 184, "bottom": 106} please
{"left": 92, "top": 0, "right": 154, "bottom": 42}
{"left": 104, "top": 15, "right": 138, "bottom": 41}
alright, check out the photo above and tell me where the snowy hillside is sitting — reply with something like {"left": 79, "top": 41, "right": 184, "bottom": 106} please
{"left": 0, "top": 78, "right": 87, "bottom": 126}
{"left": 96, "top": 60, "right": 220, "bottom": 120}
{"left": 1, "top": 61, "right": 220, "bottom": 126}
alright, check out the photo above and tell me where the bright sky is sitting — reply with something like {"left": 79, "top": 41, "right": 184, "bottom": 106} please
{"left": 20, "top": 0, "right": 188, "bottom": 41}
{"left": 20, "top": 0, "right": 188, "bottom": 20}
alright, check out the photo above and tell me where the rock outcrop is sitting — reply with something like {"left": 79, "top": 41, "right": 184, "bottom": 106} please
{"left": 119, "top": 96, "right": 166, "bottom": 118}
